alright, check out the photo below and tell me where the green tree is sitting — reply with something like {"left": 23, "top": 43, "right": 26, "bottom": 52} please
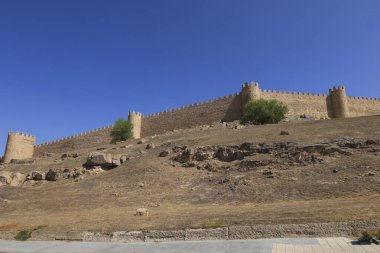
{"left": 241, "top": 99, "right": 289, "bottom": 125}
{"left": 110, "top": 118, "right": 133, "bottom": 143}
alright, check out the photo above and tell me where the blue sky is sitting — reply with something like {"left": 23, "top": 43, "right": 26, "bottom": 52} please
{"left": 1, "top": 0, "right": 380, "bottom": 154}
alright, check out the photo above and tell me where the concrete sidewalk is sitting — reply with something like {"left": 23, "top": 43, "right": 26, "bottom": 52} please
{"left": 0, "top": 237, "right": 378, "bottom": 253}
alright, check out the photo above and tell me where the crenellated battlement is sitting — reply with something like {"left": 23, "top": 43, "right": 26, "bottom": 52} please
{"left": 241, "top": 81, "right": 261, "bottom": 112}
{"left": 35, "top": 125, "right": 113, "bottom": 148}
{"left": 329, "top": 85, "right": 346, "bottom": 93}
{"left": 8, "top": 131, "right": 36, "bottom": 140}
{"left": 143, "top": 92, "right": 240, "bottom": 119}
{"left": 128, "top": 111, "right": 142, "bottom": 138}
{"left": 242, "top": 81, "right": 259, "bottom": 89}
{"left": 4, "top": 81, "right": 379, "bottom": 156}
{"left": 262, "top": 89, "right": 328, "bottom": 97}
{"left": 328, "top": 84, "right": 349, "bottom": 118}
{"left": 347, "top": 96, "right": 380, "bottom": 100}
{"left": 3, "top": 131, "right": 36, "bottom": 163}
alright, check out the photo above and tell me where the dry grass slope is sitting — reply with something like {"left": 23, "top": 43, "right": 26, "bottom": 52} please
{"left": 0, "top": 116, "right": 380, "bottom": 236}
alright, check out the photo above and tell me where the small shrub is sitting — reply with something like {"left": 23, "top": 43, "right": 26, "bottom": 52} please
{"left": 376, "top": 230, "right": 380, "bottom": 239}
{"left": 241, "top": 99, "right": 289, "bottom": 125}
{"left": 15, "top": 230, "right": 32, "bottom": 241}
{"left": 110, "top": 118, "right": 133, "bottom": 143}
{"left": 358, "top": 231, "right": 372, "bottom": 243}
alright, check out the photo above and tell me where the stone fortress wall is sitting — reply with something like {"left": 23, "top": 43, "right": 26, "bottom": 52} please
{"left": 2, "top": 132, "right": 36, "bottom": 163}
{"left": 2, "top": 81, "right": 380, "bottom": 161}
{"left": 33, "top": 126, "right": 113, "bottom": 155}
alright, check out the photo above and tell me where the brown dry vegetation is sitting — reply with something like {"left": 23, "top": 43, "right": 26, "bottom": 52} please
{"left": 0, "top": 116, "right": 380, "bottom": 234}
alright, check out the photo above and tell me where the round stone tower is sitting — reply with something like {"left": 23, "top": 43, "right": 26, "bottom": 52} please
{"left": 128, "top": 111, "right": 142, "bottom": 139}
{"left": 328, "top": 85, "right": 349, "bottom": 118}
{"left": 3, "top": 132, "right": 36, "bottom": 163}
{"left": 241, "top": 81, "right": 261, "bottom": 113}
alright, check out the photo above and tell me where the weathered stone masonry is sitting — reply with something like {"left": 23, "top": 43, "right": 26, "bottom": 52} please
{"left": 2, "top": 82, "right": 380, "bottom": 161}
{"left": 3, "top": 132, "right": 36, "bottom": 163}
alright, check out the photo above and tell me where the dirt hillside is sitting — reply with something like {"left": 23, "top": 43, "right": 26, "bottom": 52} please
{"left": 1, "top": 116, "right": 380, "bottom": 235}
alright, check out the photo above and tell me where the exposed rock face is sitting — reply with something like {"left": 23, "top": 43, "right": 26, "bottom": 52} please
{"left": 0, "top": 171, "right": 26, "bottom": 186}
{"left": 46, "top": 169, "right": 60, "bottom": 181}
{"left": 336, "top": 136, "right": 380, "bottom": 149}
{"left": 194, "top": 147, "right": 214, "bottom": 161}
{"left": 31, "top": 171, "right": 45, "bottom": 181}
{"left": 159, "top": 150, "right": 171, "bottom": 157}
{"left": 215, "top": 147, "right": 244, "bottom": 162}
{"left": 174, "top": 148, "right": 195, "bottom": 163}
{"left": 174, "top": 146, "right": 245, "bottom": 163}
{"left": 84, "top": 152, "right": 124, "bottom": 169}
{"left": 135, "top": 208, "right": 148, "bottom": 216}
{"left": 170, "top": 138, "right": 380, "bottom": 173}
{"left": 61, "top": 153, "right": 80, "bottom": 159}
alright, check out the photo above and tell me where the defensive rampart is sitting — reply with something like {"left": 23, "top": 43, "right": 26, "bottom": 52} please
{"left": 261, "top": 90, "right": 329, "bottom": 119}
{"left": 3, "top": 132, "right": 36, "bottom": 163}
{"left": 3, "top": 81, "right": 380, "bottom": 157}
{"left": 141, "top": 93, "right": 242, "bottom": 137}
{"left": 34, "top": 126, "right": 113, "bottom": 155}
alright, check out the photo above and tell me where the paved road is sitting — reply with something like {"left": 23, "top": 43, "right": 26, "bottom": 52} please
{"left": 0, "top": 237, "right": 379, "bottom": 253}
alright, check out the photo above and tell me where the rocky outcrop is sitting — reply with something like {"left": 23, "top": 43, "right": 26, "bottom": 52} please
{"left": 61, "top": 153, "right": 80, "bottom": 159}
{"left": 46, "top": 169, "right": 61, "bottom": 181}
{"left": 336, "top": 136, "right": 380, "bottom": 149}
{"left": 84, "top": 152, "right": 126, "bottom": 169}
{"left": 159, "top": 150, "right": 171, "bottom": 157}
{"left": 215, "top": 147, "right": 244, "bottom": 162}
{"left": 31, "top": 171, "right": 45, "bottom": 181}
{"left": 0, "top": 171, "right": 26, "bottom": 186}
{"left": 170, "top": 138, "right": 380, "bottom": 172}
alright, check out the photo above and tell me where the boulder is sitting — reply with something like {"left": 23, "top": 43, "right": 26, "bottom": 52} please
{"left": 280, "top": 131, "right": 290, "bottom": 135}
{"left": 215, "top": 147, "right": 244, "bottom": 162}
{"left": 135, "top": 208, "right": 149, "bottom": 216}
{"left": 31, "top": 171, "right": 45, "bottom": 181}
{"left": 174, "top": 148, "right": 195, "bottom": 163}
{"left": 84, "top": 152, "right": 121, "bottom": 169}
{"left": 159, "top": 150, "right": 170, "bottom": 157}
{"left": 10, "top": 173, "right": 26, "bottom": 186}
{"left": 0, "top": 171, "right": 26, "bottom": 186}
{"left": 194, "top": 150, "right": 213, "bottom": 161}
{"left": 46, "top": 169, "right": 60, "bottom": 181}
